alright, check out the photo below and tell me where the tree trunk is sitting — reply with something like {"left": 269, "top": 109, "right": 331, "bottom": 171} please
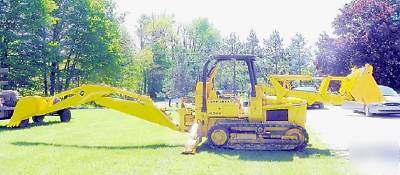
{"left": 274, "top": 57, "right": 278, "bottom": 74}
{"left": 148, "top": 71, "right": 156, "bottom": 98}
{"left": 233, "top": 61, "right": 237, "bottom": 94}
{"left": 1, "top": 38, "right": 8, "bottom": 67}
{"left": 56, "top": 68, "right": 62, "bottom": 92}
{"left": 65, "top": 58, "right": 77, "bottom": 90}
{"left": 49, "top": 62, "right": 58, "bottom": 95}
{"left": 143, "top": 71, "right": 147, "bottom": 94}
{"left": 43, "top": 71, "right": 48, "bottom": 96}
{"left": 49, "top": 0, "right": 64, "bottom": 94}
{"left": 1, "top": 37, "right": 9, "bottom": 89}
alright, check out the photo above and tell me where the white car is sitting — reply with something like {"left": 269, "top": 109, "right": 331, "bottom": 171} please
{"left": 348, "top": 85, "right": 400, "bottom": 116}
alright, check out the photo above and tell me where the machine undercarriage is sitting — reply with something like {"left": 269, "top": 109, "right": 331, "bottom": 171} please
{"left": 207, "top": 120, "right": 308, "bottom": 151}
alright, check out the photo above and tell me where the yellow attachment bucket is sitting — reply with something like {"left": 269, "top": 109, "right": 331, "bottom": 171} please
{"left": 6, "top": 96, "right": 54, "bottom": 127}
{"left": 344, "top": 64, "right": 384, "bottom": 104}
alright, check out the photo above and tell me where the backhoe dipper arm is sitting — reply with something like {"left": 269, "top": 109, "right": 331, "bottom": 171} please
{"left": 7, "top": 85, "right": 180, "bottom": 131}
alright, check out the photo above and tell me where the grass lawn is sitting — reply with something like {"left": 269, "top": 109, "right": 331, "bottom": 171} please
{"left": 0, "top": 109, "right": 354, "bottom": 175}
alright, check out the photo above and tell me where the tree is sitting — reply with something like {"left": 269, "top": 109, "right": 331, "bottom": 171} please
{"left": 121, "top": 47, "right": 153, "bottom": 91}
{"left": 182, "top": 18, "right": 220, "bottom": 81}
{"left": 3, "top": 3, "right": 321, "bottom": 98}
{"left": 245, "top": 29, "right": 261, "bottom": 56}
{"left": 165, "top": 46, "right": 193, "bottom": 98}
{"left": 286, "top": 33, "right": 313, "bottom": 74}
{"left": 186, "top": 18, "right": 220, "bottom": 55}
{"left": 315, "top": 33, "right": 352, "bottom": 76}
{"left": 0, "top": 0, "right": 57, "bottom": 95}
{"left": 137, "top": 13, "right": 176, "bottom": 98}
{"left": 162, "top": 18, "right": 221, "bottom": 99}
{"left": 216, "top": 33, "right": 247, "bottom": 93}
{"left": 48, "top": 0, "right": 124, "bottom": 93}
{"left": 316, "top": 0, "right": 400, "bottom": 88}
{"left": 263, "top": 30, "right": 287, "bottom": 75}
{"left": 0, "top": 0, "right": 128, "bottom": 95}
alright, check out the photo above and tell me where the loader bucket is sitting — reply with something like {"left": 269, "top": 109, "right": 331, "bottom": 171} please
{"left": 345, "top": 64, "right": 384, "bottom": 104}
{"left": 6, "top": 96, "right": 53, "bottom": 127}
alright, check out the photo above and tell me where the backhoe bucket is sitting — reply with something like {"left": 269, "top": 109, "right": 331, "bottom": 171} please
{"left": 7, "top": 96, "right": 53, "bottom": 127}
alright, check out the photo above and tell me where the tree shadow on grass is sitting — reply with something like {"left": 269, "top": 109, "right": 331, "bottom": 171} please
{"left": 196, "top": 143, "right": 333, "bottom": 161}
{"left": 0, "top": 121, "right": 62, "bottom": 132}
{"left": 10, "top": 141, "right": 183, "bottom": 150}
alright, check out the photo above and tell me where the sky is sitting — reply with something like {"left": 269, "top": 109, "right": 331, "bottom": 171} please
{"left": 114, "top": 0, "right": 352, "bottom": 47}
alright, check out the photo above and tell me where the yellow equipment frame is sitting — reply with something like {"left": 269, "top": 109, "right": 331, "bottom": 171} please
{"left": 267, "top": 64, "right": 385, "bottom": 106}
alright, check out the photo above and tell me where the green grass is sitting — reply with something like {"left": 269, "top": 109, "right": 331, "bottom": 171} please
{"left": 0, "top": 109, "right": 353, "bottom": 175}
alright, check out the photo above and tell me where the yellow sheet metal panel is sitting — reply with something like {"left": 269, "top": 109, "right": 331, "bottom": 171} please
{"left": 248, "top": 85, "right": 264, "bottom": 122}
{"left": 261, "top": 96, "right": 307, "bottom": 127}
{"left": 206, "top": 99, "right": 240, "bottom": 117}
{"left": 288, "top": 102, "right": 307, "bottom": 127}
{"left": 194, "top": 82, "right": 204, "bottom": 112}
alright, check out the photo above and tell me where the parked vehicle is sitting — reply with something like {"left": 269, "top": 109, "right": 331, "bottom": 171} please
{"left": 351, "top": 85, "right": 400, "bottom": 116}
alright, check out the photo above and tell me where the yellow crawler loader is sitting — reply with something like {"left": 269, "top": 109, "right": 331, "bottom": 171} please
{"left": 5, "top": 55, "right": 309, "bottom": 154}
{"left": 266, "top": 64, "right": 385, "bottom": 108}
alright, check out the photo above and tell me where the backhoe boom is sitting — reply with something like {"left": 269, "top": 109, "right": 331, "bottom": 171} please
{"left": 7, "top": 85, "right": 180, "bottom": 131}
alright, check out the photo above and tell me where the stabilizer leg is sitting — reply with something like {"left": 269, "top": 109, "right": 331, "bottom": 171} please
{"left": 182, "top": 122, "right": 203, "bottom": 154}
